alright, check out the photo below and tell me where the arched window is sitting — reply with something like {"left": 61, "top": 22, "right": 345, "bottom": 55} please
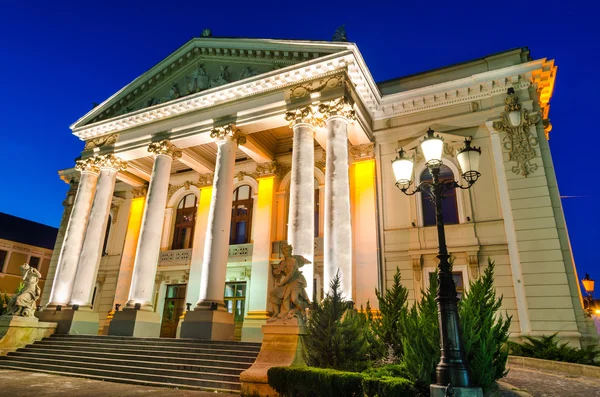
{"left": 172, "top": 194, "right": 198, "bottom": 250}
{"left": 420, "top": 165, "right": 459, "bottom": 227}
{"left": 230, "top": 185, "right": 253, "bottom": 245}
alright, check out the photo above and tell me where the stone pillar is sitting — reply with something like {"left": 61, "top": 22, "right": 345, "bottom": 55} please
{"left": 46, "top": 158, "right": 100, "bottom": 308}
{"left": 179, "top": 125, "right": 245, "bottom": 340}
{"left": 69, "top": 155, "right": 126, "bottom": 310}
{"left": 109, "top": 140, "right": 181, "bottom": 337}
{"left": 285, "top": 107, "right": 316, "bottom": 300}
{"left": 242, "top": 164, "right": 277, "bottom": 342}
{"left": 321, "top": 98, "right": 355, "bottom": 301}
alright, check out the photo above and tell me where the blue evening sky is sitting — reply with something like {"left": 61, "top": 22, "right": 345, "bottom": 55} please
{"left": 0, "top": 1, "right": 598, "bottom": 287}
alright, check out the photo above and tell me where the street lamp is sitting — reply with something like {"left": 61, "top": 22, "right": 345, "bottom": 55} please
{"left": 582, "top": 274, "right": 595, "bottom": 315}
{"left": 391, "top": 128, "right": 482, "bottom": 394}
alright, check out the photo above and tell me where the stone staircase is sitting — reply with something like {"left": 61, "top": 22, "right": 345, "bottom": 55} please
{"left": 0, "top": 334, "right": 261, "bottom": 393}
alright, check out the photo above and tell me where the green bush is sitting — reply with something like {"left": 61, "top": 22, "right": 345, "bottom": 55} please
{"left": 459, "top": 259, "right": 511, "bottom": 391}
{"left": 305, "top": 270, "right": 370, "bottom": 372}
{"left": 267, "top": 366, "right": 416, "bottom": 397}
{"left": 372, "top": 268, "right": 409, "bottom": 361}
{"left": 509, "top": 334, "right": 600, "bottom": 366}
{"left": 362, "top": 363, "right": 411, "bottom": 380}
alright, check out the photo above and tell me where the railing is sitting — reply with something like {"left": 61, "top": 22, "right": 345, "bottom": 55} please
{"left": 228, "top": 243, "right": 253, "bottom": 261}
{"left": 159, "top": 248, "right": 192, "bottom": 264}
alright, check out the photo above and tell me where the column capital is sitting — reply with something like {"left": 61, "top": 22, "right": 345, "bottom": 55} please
{"left": 285, "top": 106, "right": 324, "bottom": 129}
{"left": 148, "top": 139, "right": 182, "bottom": 159}
{"left": 318, "top": 97, "right": 356, "bottom": 122}
{"left": 75, "top": 157, "right": 100, "bottom": 174}
{"left": 96, "top": 154, "right": 127, "bottom": 172}
{"left": 210, "top": 124, "right": 246, "bottom": 146}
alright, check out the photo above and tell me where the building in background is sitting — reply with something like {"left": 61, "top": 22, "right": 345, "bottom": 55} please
{"left": 39, "top": 33, "right": 598, "bottom": 346}
{"left": 0, "top": 212, "right": 57, "bottom": 298}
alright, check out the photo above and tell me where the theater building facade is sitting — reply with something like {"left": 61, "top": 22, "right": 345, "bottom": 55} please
{"left": 39, "top": 35, "right": 598, "bottom": 345}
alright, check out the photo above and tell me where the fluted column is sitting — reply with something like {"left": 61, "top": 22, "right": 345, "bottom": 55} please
{"left": 126, "top": 140, "right": 181, "bottom": 310}
{"left": 196, "top": 125, "right": 246, "bottom": 308}
{"left": 321, "top": 98, "right": 355, "bottom": 300}
{"left": 285, "top": 107, "right": 317, "bottom": 300}
{"left": 47, "top": 158, "right": 100, "bottom": 308}
{"left": 69, "top": 154, "right": 127, "bottom": 308}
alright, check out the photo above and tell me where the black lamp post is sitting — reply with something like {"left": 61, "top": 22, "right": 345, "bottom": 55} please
{"left": 392, "top": 128, "right": 482, "bottom": 392}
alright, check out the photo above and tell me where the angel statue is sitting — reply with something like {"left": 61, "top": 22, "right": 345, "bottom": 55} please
{"left": 268, "top": 243, "right": 311, "bottom": 323}
{"left": 4, "top": 264, "right": 42, "bottom": 317}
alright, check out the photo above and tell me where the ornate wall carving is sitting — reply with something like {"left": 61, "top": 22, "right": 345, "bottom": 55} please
{"left": 350, "top": 143, "right": 374, "bottom": 161}
{"left": 84, "top": 133, "right": 119, "bottom": 151}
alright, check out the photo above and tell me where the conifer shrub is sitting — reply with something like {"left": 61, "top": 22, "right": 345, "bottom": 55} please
{"left": 509, "top": 334, "right": 600, "bottom": 365}
{"left": 305, "top": 270, "right": 370, "bottom": 372}
{"left": 459, "top": 259, "right": 512, "bottom": 392}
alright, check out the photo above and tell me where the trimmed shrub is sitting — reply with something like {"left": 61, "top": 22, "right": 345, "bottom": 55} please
{"left": 305, "top": 270, "right": 370, "bottom": 372}
{"left": 509, "top": 334, "right": 600, "bottom": 366}
{"left": 459, "top": 259, "right": 511, "bottom": 391}
{"left": 267, "top": 366, "right": 417, "bottom": 397}
{"left": 362, "top": 363, "right": 412, "bottom": 380}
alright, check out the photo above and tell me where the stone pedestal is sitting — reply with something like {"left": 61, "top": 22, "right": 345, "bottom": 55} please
{"left": 107, "top": 309, "right": 161, "bottom": 337}
{"left": 36, "top": 309, "right": 99, "bottom": 335}
{"left": 0, "top": 316, "right": 57, "bottom": 355}
{"left": 179, "top": 308, "right": 235, "bottom": 340}
{"left": 240, "top": 323, "right": 307, "bottom": 397}
{"left": 430, "top": 384, "right": 483, "bottom": 397}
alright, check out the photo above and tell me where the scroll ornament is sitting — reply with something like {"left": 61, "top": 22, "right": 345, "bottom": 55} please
{"left": 210, "top": 124, "right": 246, "bottom": 146}
{"left": 148, "top": 139, "right": 182, "bottom": 159}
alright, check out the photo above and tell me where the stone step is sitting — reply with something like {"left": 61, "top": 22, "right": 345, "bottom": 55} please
{"left": 8, "top": 349, "right": 251, "bottom": 370}
{"left": 50, "top": 334, "right": 261, "bottom": 348}
{"left": 44, "top": 337, "right": 262, "bottom": 352}
{"left": 0, "top": 355, "right": 242, "bottom": 382}
{"left": 0, "top": 358, "right": 241, "bottom": 392}
{"left": 0, "top": 362, "right": 238, "bottom": 394}
{"left": 6, "top": 351, "right": 247, "bottom": 375}
{"left": 23, "top": 343, "right": 257, "bottom": 363}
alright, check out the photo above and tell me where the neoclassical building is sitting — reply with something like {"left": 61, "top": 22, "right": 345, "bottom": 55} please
{"left": 38, "top": 33, "right": 598, "bottom": 345}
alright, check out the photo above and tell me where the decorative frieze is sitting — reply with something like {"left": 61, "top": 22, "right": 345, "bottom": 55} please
{"left": 349, "top": 143, "right": 374, "bottom": 161}
{"left": 492, "top": 91, "right": 541, "bottom": 177}
{"left": 288, "top": 73, "right": 346, "bottom": 100}
{"left": 210, "top": 124, "right": 246, "bottom": 146}
{"left": 148, "top": 139, "right": 182, "bottom": 159}
{"left": 84, "top": 133, "right": 119, "bottom": 151}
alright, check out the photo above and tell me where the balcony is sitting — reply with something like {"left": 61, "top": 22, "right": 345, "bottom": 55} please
{"left": 228, "top": 243, "right": 253, "bottom": 262}
{"left": 159, "top": 248, "right": 192, "bottom": 265}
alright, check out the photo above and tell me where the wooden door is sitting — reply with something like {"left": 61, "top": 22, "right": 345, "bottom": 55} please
{"left": 160, "top": 284, "right": 187, "bottom": 338}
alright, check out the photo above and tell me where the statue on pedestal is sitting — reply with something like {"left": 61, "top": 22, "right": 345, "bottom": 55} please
{"left": 268, "top": 243, "right": 310, "bottom": 323}
{"left": 5, "top": 264, "right": 41, "bottom": 317}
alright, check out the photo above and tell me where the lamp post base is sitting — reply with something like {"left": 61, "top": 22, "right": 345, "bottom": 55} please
{"left": 430, "top": 384, "right": 483, "bottom": 397}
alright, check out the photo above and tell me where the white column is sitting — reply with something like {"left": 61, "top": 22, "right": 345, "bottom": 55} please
{"left": 323, "top": 100, "right": 354, "bottom": 300}
{"left": 185, "top": 184, "right": 212, "bottom": 306}
{"left": 47, "top": 158, "right": 100, "bottom": 308}
{"left": 69, "top": 155, "right": 126, "bottom": 308}
{"left": 126, "top": 140, "right": 181, "bottom": 310}
{"left": 196, "top": 125, "right": 246, "bottom": 308}
{"left": 285, "top": 108, "right": 316, "bottom": 300}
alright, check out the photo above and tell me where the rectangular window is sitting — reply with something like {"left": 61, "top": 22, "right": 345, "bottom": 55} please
{"left": 0, "top": 250, "right": 7, "bottom": 272}
{"left": 224, "top": 282, "right": 246, "bottom": 322}
{"left": 427, "top": 270, "right": 465, "bottom": 300}
{"left": 29, "top": 256, "right": 40, "bottom": 270}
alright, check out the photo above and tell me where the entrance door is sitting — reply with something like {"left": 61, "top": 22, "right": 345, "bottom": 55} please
{"left": 224, "top": 282, "right": 246, "bottom": 341}
{"left": 160, "top": 284, "right": 187, "bottom": 338}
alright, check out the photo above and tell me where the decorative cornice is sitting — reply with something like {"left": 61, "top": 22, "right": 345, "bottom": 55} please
{"left": 318, "top": 97, "right": 356, "bottom": 121}
{"left": 210, "top": 124, "right": 246, "bottom": 145}
{"left": 75, "top": 157, "right": 100, "bottom": 174}
{"left": 349, "top": 143, "right": 374, "bottom": 161}
{"left": 148, "top": 139, "right": 182, "bottom": 159}
{"left": 492, "top": 92, "right": 541, "bottom": 177}
{"left": 84, "top": 133, "right": 119, "bottom": 151}
{"left": 96, "top": 154, "right": 127, "bottom": 171}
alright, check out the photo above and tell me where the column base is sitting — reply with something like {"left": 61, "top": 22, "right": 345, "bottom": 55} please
{"left": 240, "top": 321, "right": 307, "bottom": 397}
{"left": 36, "top": 309, "right": 99, "bottom": 335}
{"left": 179, "top": 308, "right": 235, "bottom": 341}
{"left": 430, "top": 384, "right": 483, "bottom": 397}
{"left": 108, "top": 309, "right": 161, "bottom": 337}
{"left": 241, "top": 311, "right": 270, "bottom": 342}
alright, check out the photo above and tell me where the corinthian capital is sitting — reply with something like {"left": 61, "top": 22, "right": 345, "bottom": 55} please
{"left": 75, "top": 157, "right": 100, "bottom": 174}
{"left": 148, "top": 140, "right": 182, "bottom": 159}
{"left": 210, "top": 124, "right": 247, "bottom": 146}
{"left": 285, "top": 106, "right": 324, "bottom": 128}
{"left": 318, "top": 97, "right": 356, "bottom": 121}
{"left": 96, "top": 154, "right": 127, "bottom": 171}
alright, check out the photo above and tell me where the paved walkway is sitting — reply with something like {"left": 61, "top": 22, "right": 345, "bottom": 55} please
{"left": 0, "top": 369, "right": 238, "bottom": 397}
{"left": 500, "top": 366, "right": 600, "bottom": 397}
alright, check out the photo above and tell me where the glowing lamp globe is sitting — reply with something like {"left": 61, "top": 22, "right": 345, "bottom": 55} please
{"left": 420, "top": 128, "right": 444, "bottom": 167}
{"left": 456, "top": 138, "right": 482, "bottom": 183}
{"left": 392, "top": 148, "right": 414, "bottom": 187}
{"left": 582, "top": 274, "right": 595, "bottom": 295}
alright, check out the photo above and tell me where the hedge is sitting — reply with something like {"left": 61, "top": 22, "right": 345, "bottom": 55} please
{"left": 267, "top": 366, "right": 416, "bottom": 397}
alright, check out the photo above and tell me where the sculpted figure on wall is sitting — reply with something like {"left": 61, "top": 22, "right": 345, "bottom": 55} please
{"left": 268, "top": 243, "right": 311, "bottom": 323}
{"left": 210, "top": 65, "right": 230, "bottom": 87}
{"left": 4, "top": 264, "right": 42, "bottom": 317}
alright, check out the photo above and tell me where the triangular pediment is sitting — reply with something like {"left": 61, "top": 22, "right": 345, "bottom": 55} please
{"left": 73, "top": 38, "right": 353, "bottom": 129}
